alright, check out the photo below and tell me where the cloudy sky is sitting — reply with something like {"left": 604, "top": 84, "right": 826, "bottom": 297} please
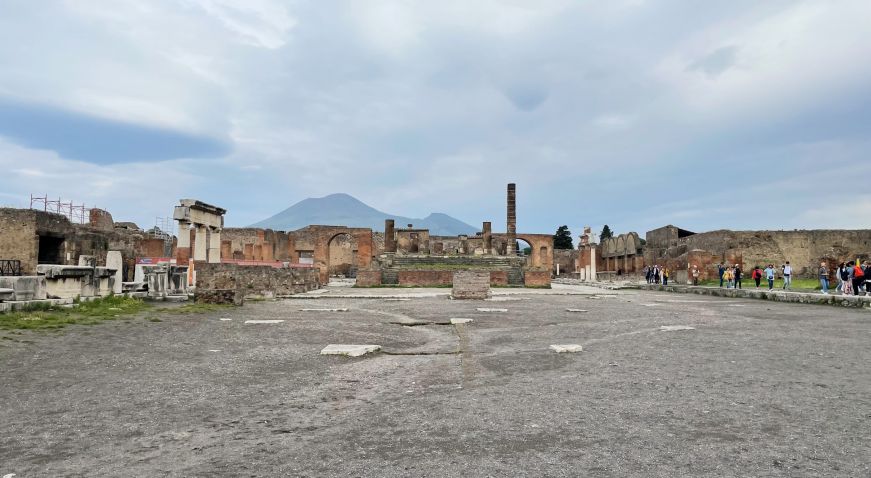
{"left": 2, "top": 0, "right": 870, "bottom": 238}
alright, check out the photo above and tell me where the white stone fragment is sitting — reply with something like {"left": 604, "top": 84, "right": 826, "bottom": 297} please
{"left": 550, "top": 344, "right": 583, "bottom": 353}
{"left": 660, "top": 325, "right": 695, "bottom": 332}
{"left": 641, "top": 303, "right": 661, "bottom": 307}
{"left": 384, "top": 298, "right": 411, "bottom": 301}
{"left": 208, "top": 349, "right": 221, "bottom": 352}
{"left": 450, "top": 318, "right": 473, "bottom": 324}
{"left": 565, "top": 308, "right": 588, "bottom": 313}
{"left": 320, "top": 344, "right": 381, "bottom": 357}
{"left": 476, "top": 308, "right": 508, "bottom": 312}
{"left": 219, "top": 318, "right": 232, "bottom": 321}
{"left": 486, "top": 296, "right": 521, "bottom": 302}
{"left": 244, "top": 320, "right": 285, "bottom": 324}
{"left": 300, "top": 308, "right": 349, "bottom": 312}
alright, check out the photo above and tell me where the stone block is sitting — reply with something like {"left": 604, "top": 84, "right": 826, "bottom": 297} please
{"left": 452, "top": 270, "right": 491, "bottom": 300}
{"left": 550, "top": 344, "right": 583, "bottom": 353}
{"left": 356, "top": 269, "right": 382, "bottom": 287}
{"left": 106, "top": 251, "right": 123, "bottom": 294}
{"left": 320, "top": 344, "right": 381, "bottom": 357}
{"left": 524, "top": 269, "right": 551, "bottom": 288}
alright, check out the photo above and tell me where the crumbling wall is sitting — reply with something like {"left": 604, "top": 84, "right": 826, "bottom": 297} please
{"left": 195, "top": 263, "right": 319, "bottom": 298}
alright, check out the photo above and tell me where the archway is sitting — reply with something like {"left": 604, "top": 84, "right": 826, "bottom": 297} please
{"left": 327, "top": 233, "right": 357, "bottom": 278}
{"left": 516, "top": 238, "right": 533, "bottom": 266}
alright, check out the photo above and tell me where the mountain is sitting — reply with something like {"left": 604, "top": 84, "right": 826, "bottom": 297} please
{"left": 249, "top": 193, "right": 479, "bottom": 236}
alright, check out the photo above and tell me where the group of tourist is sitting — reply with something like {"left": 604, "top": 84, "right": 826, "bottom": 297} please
{"left": 717, "top": 263, "right": 744, "bottom": 289}
{"left": 826, "top": 260, "right": 870, "bottom": 296}
{"left": 644, "top": 265, "right": 670, "bottom": 285}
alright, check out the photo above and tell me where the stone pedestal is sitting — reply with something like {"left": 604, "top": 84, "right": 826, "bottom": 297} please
{"left": 208, "top": 228, "right": 221, "bottom": 263}
{"left": 106, "top": 251, "right": 123, "bottom": 294}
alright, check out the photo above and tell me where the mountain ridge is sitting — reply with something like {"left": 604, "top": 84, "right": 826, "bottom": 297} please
{"left": 249, "top": 193, "right": 478, "bottom": 236}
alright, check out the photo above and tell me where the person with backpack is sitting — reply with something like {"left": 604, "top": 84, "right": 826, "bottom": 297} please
{"left": 734, "top": 265, "right": 742, "bottom": 289}
{"left": 835, "top": 262, "right": 845, "bottom": 293}
{"left": 752, "top": 266, "right": 762, "bottom": 288}
{"left": 819, "top": 262, "right": 829, "bottom": 294}
{"left": 764, "top": 264, "right": 776, "bottom": 290}
{"left": 782, "top": 261, "right": 793, "bottom": 290}
{"left": 841, "top": 263, "right": 853, "bottom": 295}
{"left": 852, "top": 260, "right": 864, "bottom": 296}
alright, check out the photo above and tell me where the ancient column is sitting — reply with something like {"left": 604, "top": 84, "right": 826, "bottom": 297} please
{"left": 176, "top": 221, "right": 191, "bottom": 263}
{"left": 590, "top": 245, "right": 597, "bottom": 281}
{"left": 483, "top": 221, "right": 492, "bottom": 254}
{"left": 194, "top": 225, "right": 208, "bottom": 262}
{"left": 506, "top": 183, "right": 516, "bottom": 255}
{"left": 208, "top": 227, "right": 221, "bottom": 263}
{"left": 384, "top": 219, "right": 396, "bottom": 253}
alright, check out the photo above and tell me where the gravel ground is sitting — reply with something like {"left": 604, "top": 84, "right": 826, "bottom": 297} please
{"left": 1, "top": 287, "right": 870, "bottom": 477}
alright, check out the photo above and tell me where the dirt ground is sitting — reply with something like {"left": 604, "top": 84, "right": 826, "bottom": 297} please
{"left": 1, "top": 285, "right": 870, "bottom": 477}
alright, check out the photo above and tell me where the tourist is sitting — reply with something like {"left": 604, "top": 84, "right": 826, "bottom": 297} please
{"left": 819, "top": 261, "right": 829, "bottom": 294}
{"left": 723, "top": 266, "right": 734, "bottom": 288}
{"left": 663, "top": 267, "right": 669, "bottom": 285}
{"left": 782, "top": 261, "right": 792, "bottom": 290}
{"left": 841, "top": 263, "right": 853, "bottom": 295}
{"left": 764, "top": 264, "right": 775, "bottom": 290}
{"left": 644, "top": 266, "right": 651, "bottom": 284}
{"left": 718, "top": 263, "right": 725, "bottom": 287}
{"left": 864, "top": 261, "right": 871, "bottom": 296}
{"left": 734, "top": 265, "right": 742, "bottom": 289}
{"left": 835, "top": 262, "right": 845, "bottom": 293}
{"left": 752, "top": 265, "right": 762, "bottom": 288}
{"left": 852, "top": 260, "right": 864, "bottom": 296}
{"left": 691, "top": 265, "right": 700, "bottom": 286}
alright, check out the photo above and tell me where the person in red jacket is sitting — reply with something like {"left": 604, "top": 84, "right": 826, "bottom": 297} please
{"left": 751, "top": 266, "right": 762, "bottom": 288}
{"left": 853, "top": 261, "right": 865, "bottom": 296}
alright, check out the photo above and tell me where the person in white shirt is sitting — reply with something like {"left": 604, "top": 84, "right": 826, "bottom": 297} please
{"left": 782, "top": 261, "right": 793, "bottom": 290}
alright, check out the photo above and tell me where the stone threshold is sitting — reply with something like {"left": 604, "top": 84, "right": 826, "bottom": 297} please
{"left": 633, "top": 284, "right": 871, "bottom": 308}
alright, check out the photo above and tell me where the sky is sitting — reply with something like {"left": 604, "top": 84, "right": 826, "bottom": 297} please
{"left": 1, "top": 0, "right": 870, "bottom": 240}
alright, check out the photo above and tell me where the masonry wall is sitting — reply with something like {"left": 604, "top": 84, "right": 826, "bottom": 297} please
{"left": 195, "top": 262, "right": 319, "bottom": 298}
{"left": 0, "top": 209, "right": 40, "bottom": 274}
{"left": 398, "top": 270, "right": 453, "bottom": 286}
{"left": 524, "top": 269, "right": 551, "bottom": 287}
{"left": 553, "top": 249, "right": 578, "bottom": 276}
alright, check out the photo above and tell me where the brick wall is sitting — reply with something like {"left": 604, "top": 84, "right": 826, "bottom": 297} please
{"left": 524, "top": 269, "right": 551, "bottom": 287}
{"left": 397, "top": 270, "right": 453, "bottom": 286}
{"left": 356, "top": 270, "right": 382, "bottom": 287}
{"left": 489, "top": 270, "right": 508, "bottom": 286}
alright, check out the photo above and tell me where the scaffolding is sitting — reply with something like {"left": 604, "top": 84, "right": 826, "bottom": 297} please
{"left": 30, "top": 194, "right": 91, "bottom": 224}
{"left": 153, "top": 216, "right": 175, "bottom": 256}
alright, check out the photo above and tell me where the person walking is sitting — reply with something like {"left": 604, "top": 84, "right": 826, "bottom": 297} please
{"left": 723, "top": 267, "right": 734, "bottom": 289}
{"left": 841, "top": 263, "right": 853, "bottom": 295}
{"left": 734, "top": 265, "right": 742, "bottom": 289}
{"left": 819, "top": 261, "right": 829, "bottom": 294}
{"left": 863, "top": 261, "right": 871, "bottom": 296}
{"left": 691, "top": 265, "right": 700, "bottom": 286}
{"left": 718, "top": 263, "right": 725, "bottom": 288}
{"left": 782, "top": 261, "right": 793, "bottom": 290}
{"left": 663, "top": 267, "right": 669, "bottom": 285}
{"left": 764, "top": 264, "right": 776, "bottom": 290}
{"left": 852, "top": 260, "right": 864, "bottom": 296}
{"left": 752, "top": 266, "right": 762, "bottom": 288}
{"left": 835, "top": 262, "right": 844, "bottom": 293}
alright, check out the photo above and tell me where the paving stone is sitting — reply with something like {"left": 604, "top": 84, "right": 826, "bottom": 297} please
{"left": 320, "top": 344, "right": 382, "bottom": 357}
{"left": 450, "top": 318, "right": 473, "bottom": 324}
{"left": 565, "top": 308, "right": 588, "bottom": 313}
{"left": 660, "top": 325, "right": 695, "bottom": 332}
{"left": 477, "top": 308, "right": 508, "bottom": 312}
{"left": 300, "top": 308, "right": 349, "bottom": 312}
{"left": 244, "top": 320, "right": 285, "bottom": 324}
{"left": 219, "top": 318, "right": 232, "bottom": 321}
{"left": 550, "top": 344, "right": 583, "bottom": 353}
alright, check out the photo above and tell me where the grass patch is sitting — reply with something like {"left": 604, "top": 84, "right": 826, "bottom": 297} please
{"left": 164, "top": 303, "right": 233, "bottom": 314}
{"left": 697, "top": 277, "right": 824, "bottom": 291}
{"left": 0, "top": 295, "right": 150, "bottom": 331}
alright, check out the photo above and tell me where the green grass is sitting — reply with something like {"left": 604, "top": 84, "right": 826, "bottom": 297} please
{"left": 164, "top": 303, "right": 233, "bottom": 314}
{"left": 0, "top": 295, "right": 150, "bottom": 331}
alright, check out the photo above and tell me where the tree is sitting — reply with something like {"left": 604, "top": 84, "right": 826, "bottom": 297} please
{"left": 553, "top": 225, "right": 573, "bottom": 249}
{"left": 600, "top": 224, "right": 614, "bottom": 241}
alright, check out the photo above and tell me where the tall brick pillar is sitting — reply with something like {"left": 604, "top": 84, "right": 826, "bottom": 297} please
{"left": 506, "top": 183, "right": 516, "bottom": 255}
{"left": 385, "top": 219, "right": 396, "bottom": 253}
{"left": 483, "top": 221, "right": 492, "bottom": 254}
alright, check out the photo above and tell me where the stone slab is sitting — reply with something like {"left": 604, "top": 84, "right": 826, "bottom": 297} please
{"left": 106, "top": 251, "right": 123, "bottom": 294}
{"left": 320, "top": 344, "right": 381, "bottom": 357}
{"left": 660, "top": 325, "right": 695, "bottom": 332}
{"left": 450, "top": 318, "right": 473, "bottom": 324}
{"left": 300, "top": 308, "right": 349, "bottom": 312}
{"left": 565, "top": 309, "right": 588, "bottom": 313}
{"left": 244, "top": 320, "right": 285, "bottom": 324}
{"left": 550, "top": 344, "right": 583, "bottom": 353}
{"left": 477, "top": 308, "right": 507, "bottom": 312}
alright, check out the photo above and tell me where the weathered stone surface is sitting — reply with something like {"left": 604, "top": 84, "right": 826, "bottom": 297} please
{"left": 244, "top": 320, "right": 284, "bottom": 324}
{"left": 476, "top": 307, "right": 507, "bottom": 312}
{"left": 550, "top": 344, "right": 583, "bottom": 353}
{"left": 450, "top": 318, "right": 473, "bottom": 324}
{"left": 566, "top": 308, "right": 588, "bottom": 312}
{"left": 452, "top": 270, "right": 491, "bottom": 300}
{"left": 320, "top": 344, "right": 381, "bottom": 357}
{"left": 106, "top": 251, "right": 123, "bottom": 294}
{"left": 300, "top": 308, "right": 349, "bottom": 312}
{"left": 195, "top": 289, "right": 243, "bottom": 305}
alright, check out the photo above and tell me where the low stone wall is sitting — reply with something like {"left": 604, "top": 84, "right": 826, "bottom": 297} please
{"left": 356, "top": 270, "right": 382, "bottom": 287}
{"left": 195, "top": 263, "right": 319, "bottom": 298}
{"left": 398, "top": 270, "right": 453, "bottom": 286}
{"left": 452, "top": 271, "right": 491, "bottom": 299}
{"left": 524, "top": 269, "right": 551, "bottom": 288}
{"left": 194, "top": 289, "right": 242, "bottom": 305}
{"left": 638, "top": 284, "right": 871, "bottom": 308}
{"left": 0, "top": 276, "right": 47, "bottom": 301}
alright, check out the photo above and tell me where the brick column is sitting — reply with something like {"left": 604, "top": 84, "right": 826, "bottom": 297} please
{"left": 384, "top": 219, "right": 396, "bottom": 253}
{"left": 483, "top": 221, "right": 492, "bottom": 254}
{"left": 506, "top": 183, "right": 516, "bottom": 255}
